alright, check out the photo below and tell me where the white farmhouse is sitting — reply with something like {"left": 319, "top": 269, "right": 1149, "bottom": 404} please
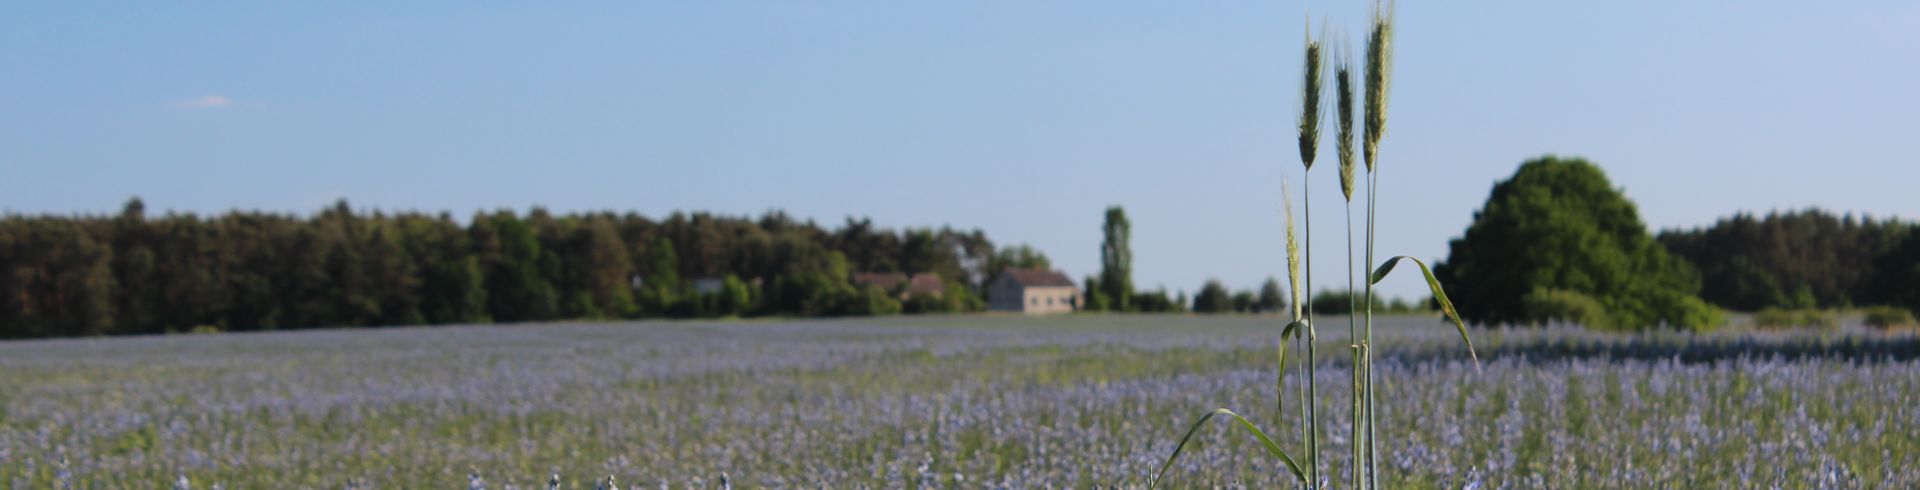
{"left": 987, "top": 268, "right": 1081, "bottom": 315}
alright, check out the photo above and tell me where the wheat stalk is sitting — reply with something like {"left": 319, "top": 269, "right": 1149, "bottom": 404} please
{"left": 1297, "top": 23, "right": 1326, "bottom": 487}
{"left": 1283, "top": 177, "right": 1311, "bottom": 486}
{"left": 1359, "top": 3, "right": 1394, "bottom": 487}
{"left": 1331, "top": 34, "right": 1368, "bottom": 489}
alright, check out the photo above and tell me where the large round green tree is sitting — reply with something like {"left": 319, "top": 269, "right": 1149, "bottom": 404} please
{"left": 1435, "top": 156, "right": 1721, "bottom": 330}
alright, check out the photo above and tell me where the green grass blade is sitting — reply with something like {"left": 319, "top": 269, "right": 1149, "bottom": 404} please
{"left": 1149, "top": 408, "right": 1307, "bottom": 489}
{"left": 1370, "top": 256, "right": 1479, "bottom": 365}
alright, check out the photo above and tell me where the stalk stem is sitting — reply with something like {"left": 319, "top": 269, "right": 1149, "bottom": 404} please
{"left": 1363, "top": 168, "right": 1380, "bottom": 488}
{"left": 1297, "top": 328, "right": 1309, "bottom": 489}
{"left": 1304, "top": 176, "right": 1318, "bottom": 488}
{"left": 1345, "top": 199, "right": 1363, "bottom": 490}
{"left": 1360, "top": 341, "right": 1373, "bottom": 489}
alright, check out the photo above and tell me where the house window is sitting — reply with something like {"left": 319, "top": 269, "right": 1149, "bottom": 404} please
{"left": 1047, "top": 297, "right": 1054, "bottom": 305}
{"left": 1030, "top": 297, "right": 1037, "bottom": 305}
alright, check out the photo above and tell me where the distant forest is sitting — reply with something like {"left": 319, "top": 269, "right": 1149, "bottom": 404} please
{"left": 0, "top": 199, "right": 1057, "bottom": 339}
{"left": 4, "top": 199, "right": 1918, "bottom": 339}
{"left": 1659, "top": 209, "right": 1914, "bottom": 311}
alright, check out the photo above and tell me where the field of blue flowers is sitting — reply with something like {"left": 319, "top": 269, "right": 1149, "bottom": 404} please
{"left": 1, "top": 315, "right": 1915, "bottom": 488}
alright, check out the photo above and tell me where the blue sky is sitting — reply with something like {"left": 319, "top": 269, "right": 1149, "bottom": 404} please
{"left": 3, "top": 1, "right": 1916, "bottom": 300}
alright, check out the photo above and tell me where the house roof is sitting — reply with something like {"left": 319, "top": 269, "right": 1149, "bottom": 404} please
{"left": 853, "top": 272, "right": 947, "bottom": 297}
{"left": 1001, "top": 267, "right": 1075, "bottom": 288}
{"left": 852, "top": 272, "right": 908, "bottom": 289}
{"left": 906, "top": 273, "right": 946, "bottom": 296}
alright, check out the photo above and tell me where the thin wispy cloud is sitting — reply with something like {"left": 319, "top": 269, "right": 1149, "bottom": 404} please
{"left": 175, "top": 95, "right": 233, "bottom": 109}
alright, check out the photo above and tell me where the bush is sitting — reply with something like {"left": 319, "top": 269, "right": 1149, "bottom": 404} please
{"left": 849, "top": 284, "right": 902, "bottom": 316}
{"left": 1648, "top": 293, "right": 1725, "bottom": 332}
{"left": 1753, "top": 308, "right": 1837, "bottom": 330}
{"left": 1084, "top": 292, "right": 1109, "bottom": 312}
{"left": 717, "top": 275, "right": 754, "bottom": 317}
{"left": 1231, "top": 291, "right": 1258, "bottom": 313}
{"left": 902, "top": 294, "right": 945, "bottom": 314}
{"left": 1308, "top": 289, "right": 1389, "bottom": 316}
{"left": 1862, "top": 306, "right": 1917, "bottom": 330}
{"left": 1192, "top": 280, "right": 1234, "bottom": 314}
{"left": 1521, "top": 288, "right": 1613, "bottom": 329}
{"left": 1131, "top": 289, "right": 1183, "bottom": 313}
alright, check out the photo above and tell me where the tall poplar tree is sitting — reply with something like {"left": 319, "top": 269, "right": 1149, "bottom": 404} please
{"left": 1099, "top": 206, "right": 1133, "bottom": 312}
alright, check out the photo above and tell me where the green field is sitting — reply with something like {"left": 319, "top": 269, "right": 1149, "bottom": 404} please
{"left": 1, "top": 314, "right": 1915, "bottom": 488}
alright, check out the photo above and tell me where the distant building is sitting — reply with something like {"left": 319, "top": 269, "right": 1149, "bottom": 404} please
{"left": 691, "top": 277, "right": 726, "bottom": 295}
{"left": 987, "top": 268, "right": 1080, "bottom": 314}
{"left": 853, "top": 272, "right": 947, "bottom": 300}
{"left": 903, "top": 273, "right": 946, "bottom": 299}
{"left": 852, "top": 272, "right": 908, "bottom": 291}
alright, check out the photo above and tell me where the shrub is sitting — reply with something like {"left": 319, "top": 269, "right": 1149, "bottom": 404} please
{"left": 902, "top": 294, "right": 947, "bottom": 314}
{"left": 1309, "top": 289, "right": 1389, "bottom": 316}
{"left": 849, "top": 285, "right": 901, "bottom": 316}
{"left": 1645, "top": 291, "right": 1725, "bottom": 332}
{"left": 1521, "top": 288, "right": 1613, "bottom": 329}
{"left": 1753, "top": 308, "right": 1837, "bottom": 330}
{"left": 1862, "top": 306, "right": 1917, "bottom": 330}
{"left": 1131, "top": 289, "right": 1183, "bottom": 313}
{"left": 1796, "top": 309, "right": 1837, "bottom": 329}
{"left": 902, "top": 286, "right": 982, "bottom": 315}
{"left": 1192, "top": 280, "right": 1234, "bottom": 314}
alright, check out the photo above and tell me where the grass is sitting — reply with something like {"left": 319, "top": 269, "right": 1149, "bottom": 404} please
{"left": 1862, "top": 306, "right": 1917, "bottom": 330}
{"left": 1753, "top": 308, "right": 1839, "bottom": 330}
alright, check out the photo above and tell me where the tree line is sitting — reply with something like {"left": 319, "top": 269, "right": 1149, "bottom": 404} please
{"left": 1658, "top": 209, "right": 1912, "bottom": 311}
{"left": 12, "top": 179, "right": 1916, "bottom": 338}
{"left": 1436, "top": 157, "right": 1920, "bottom": 330}
{"left": 0, "top": 198, "right": 1057, "bottom": 339}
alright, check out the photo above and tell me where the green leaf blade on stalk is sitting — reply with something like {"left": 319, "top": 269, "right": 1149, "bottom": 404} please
{"left": 1371, "top": 256, "right": 1479, "bottom": 366}
{"left": 1274, "top": 320, "right": 1305, "bottom": 393}
{"left": 1276, "top": 320, "right": 1302, "bottom": 387}
{"left": 1149, "top": 408, "right": 1306, "bottom": 489}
